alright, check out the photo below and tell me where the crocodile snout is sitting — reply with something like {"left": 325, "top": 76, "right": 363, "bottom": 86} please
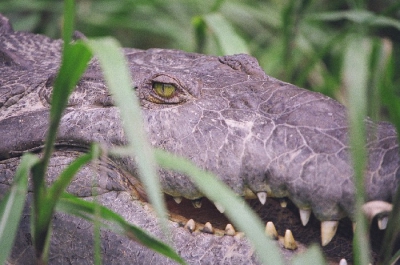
{"left": 133, "top": 51, "right": 399, "bottom": 248}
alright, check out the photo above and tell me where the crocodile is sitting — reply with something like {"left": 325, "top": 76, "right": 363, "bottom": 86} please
{"left": 0, "top": 13, "right": 399, "bottom": 264}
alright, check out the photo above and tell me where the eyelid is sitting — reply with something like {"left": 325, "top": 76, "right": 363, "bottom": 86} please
{"left": 151, "top": 74, "right": 181, "bottom": 86}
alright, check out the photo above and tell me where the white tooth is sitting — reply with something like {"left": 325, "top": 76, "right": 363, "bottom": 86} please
{"left": 203, "top": 222, "right": 214, "bottom": 234}
{"left": 265, "top": 221, "right": 278, "bottom": 240}
{"left": 283, "top": 229, "right": 297, "bottom": 250}
{"left": 339, "top": 258, "right": 348, "bottom": 265}
{"left": 280, "top": 199, "right": 287, "bottom": 208}
{"left": 299, "top": 209, "right": 311, "bottom": 226}
{"left": 225, "top": 224, "right": 236, "bottom": 236}
{"left": 192, "top": 198, "right": 202, "bottom": 208}
{"left": 378, "top": 216, "right": 388, "bottom": 230}
{"left": 214, "top": 202, "right": 225, "bottom": 213}
{"left": 173, "top": 196, "right": 182, "bottom": 204}
{"left": 184, "top": 219, "right": 195, "bottom": 232}
{"left": 321, "top": 221, "right": 339, "bottom": 246}
{"left": 257, "top": 192, "right": 267, "bottom": 205}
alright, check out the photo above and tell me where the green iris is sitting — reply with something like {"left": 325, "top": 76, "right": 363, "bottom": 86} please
{"left": 153, "top": 82, "right": 176, "bottom": 98}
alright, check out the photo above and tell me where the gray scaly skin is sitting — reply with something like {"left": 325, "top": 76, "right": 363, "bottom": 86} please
{"left": 0, "top": 14, "right": 399, "bottom": 264}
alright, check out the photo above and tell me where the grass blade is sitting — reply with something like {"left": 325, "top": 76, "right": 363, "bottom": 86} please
{"left": 154, "top": 149, "right": 284, "bottom": 265}
{"left": 42, "top": 41, "right": 92, "bottom": 165}
{"left": 0, "top": 153, "right": 39, "bottom": 265}
{"left": 381, "top": 187, "right": 400, "bottom": 264}
{"left": 376, "top": 42, "right": 400, "bottom": 264}
{"left": 31, "top": 40, "right": 92, "bottom": 261}
{"left": 57, "top": 193, "right": 185, "bottom": 265}
{"left": 84, "top": 38, "right": 169, "bottom": 238}
{"left": 30, "top": 3, "right": 92, "bottom": 259}
{"left": 203, "top": 13, "right": 249, "bottom": 55}
{"left": 343, "top": 36, "right": 371, "bottom": 265}
{"left": 192, "top": 15, "right": 207, "bottom": 54}
{"left": 388, "top": 249, "right": 400, "bottom": 265}
{"left": 62, "top": 0, "right": 74, "bottom": 45}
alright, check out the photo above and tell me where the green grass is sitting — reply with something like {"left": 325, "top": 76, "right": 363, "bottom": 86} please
{"left": 0, "top": 0, "right": 400, "bottom": 264}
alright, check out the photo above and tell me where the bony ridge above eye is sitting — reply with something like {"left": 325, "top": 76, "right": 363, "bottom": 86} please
{"left": 152, "top": 82, "right": 176, "bottom": 98}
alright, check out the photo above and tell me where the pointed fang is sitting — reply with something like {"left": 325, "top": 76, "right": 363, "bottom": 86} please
{"left": 378, "top": 216, "right": 388, "bottom": 230}
{"left": 280, "top": 199, "right": 287, "bottom": 208}
{"left": 283, "top": 229, "right": 297, "bottom": 250}
{"left": 299, "top": 209, "right": 311, "bottom": 226}
{"left": 339, "top": 259, "right": 348, "bottom": 265}
{"left": 173, "top": 196, "right": 182, "bottom": 204}
{"left": 184, "top": 219, "right": 195, "bottom": 232}
{"left": 225, "top": 224, "right": 236, "bottom": 236}
{"left": 214, "top": 202, "right": 225, "bottom": 213}
{"left": 257, "top": 192, "right": 267, "bottom": 205}
{"left": 203, "top": 222, "right": 214, "bottom": 234}
{"left": 321, "top": 221, "right": 339, "bottom": 246}
{"left": 265, "top": 221, "right": 278, "bottom": 240}
{"left": 192, "top": 198, "right": 202, "bottom": 208}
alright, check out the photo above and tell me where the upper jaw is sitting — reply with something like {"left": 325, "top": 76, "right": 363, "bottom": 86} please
{"left": 136, "top": 75, "right": 399, "bottom": 248}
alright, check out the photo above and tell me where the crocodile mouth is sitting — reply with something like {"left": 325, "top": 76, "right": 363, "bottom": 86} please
{"left": 165, "top": 195, "right": 340, "bottom": 254}
{"left": 161, "top": 193, "right": 387, "bottom": 264}
{"left": 125, "top": 186, "right": 372, "bottom": 265}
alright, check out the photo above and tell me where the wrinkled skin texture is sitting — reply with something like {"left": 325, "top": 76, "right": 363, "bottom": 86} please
{"left": 0, "top": 14, "right": 399, "bottom": 264}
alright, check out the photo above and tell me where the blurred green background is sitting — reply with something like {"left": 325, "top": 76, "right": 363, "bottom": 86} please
{"left": 1, "top": 0, "right": 400, "bottom": 119}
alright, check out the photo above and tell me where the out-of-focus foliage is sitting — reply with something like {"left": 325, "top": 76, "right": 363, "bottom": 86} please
{"left": 1, "top": 0, "right": 399, "bottom": 106}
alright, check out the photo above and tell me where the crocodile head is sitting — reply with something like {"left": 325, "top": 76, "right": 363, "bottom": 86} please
{"left": 0, "top": 14, "right": 398, "bottom": 264}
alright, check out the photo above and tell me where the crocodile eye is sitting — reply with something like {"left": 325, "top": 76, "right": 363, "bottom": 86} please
{"left": 152, "top": 82, "right": 176, "bottom": 98}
